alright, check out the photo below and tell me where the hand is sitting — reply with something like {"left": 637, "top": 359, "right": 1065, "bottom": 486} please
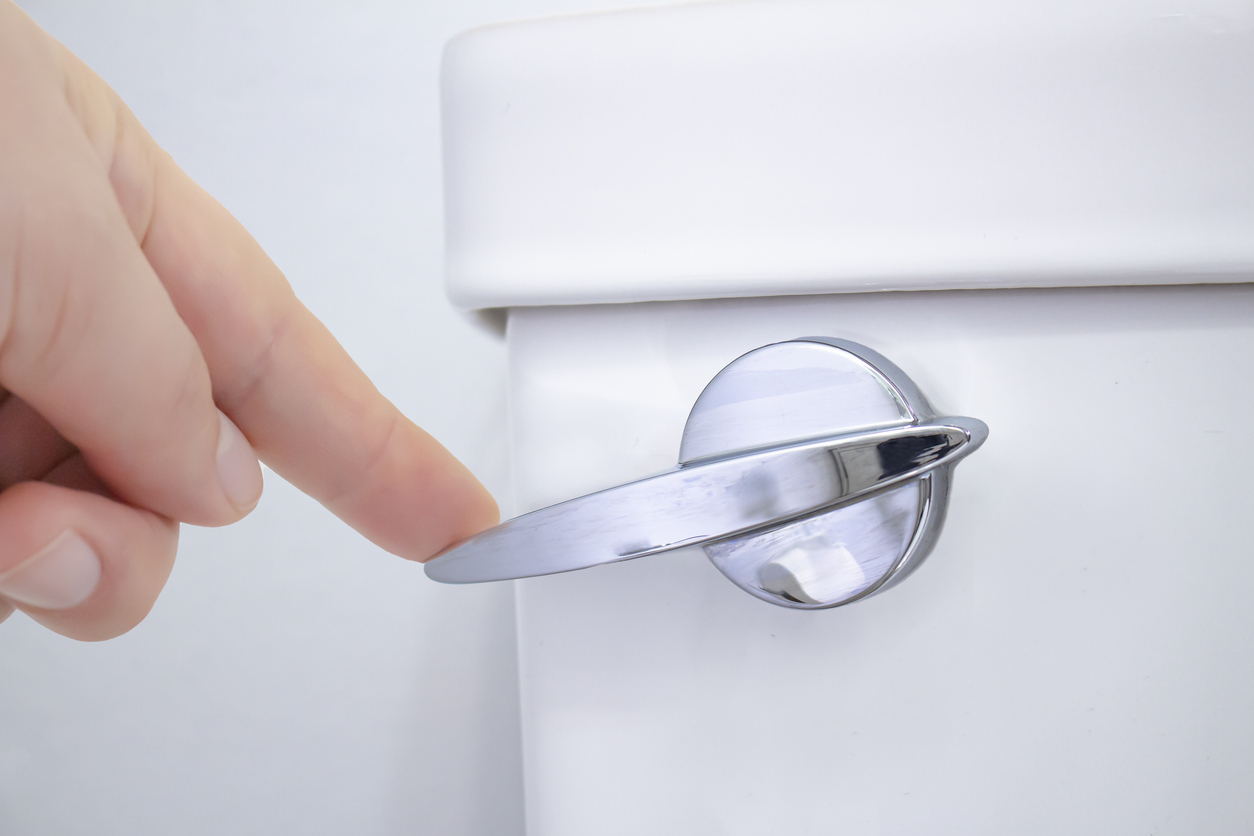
{"left": 0, "top": 2, "right": 499, "bottom": 640}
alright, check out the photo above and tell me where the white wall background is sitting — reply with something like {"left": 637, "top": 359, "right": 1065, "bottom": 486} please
{"left": 0, "top": 2, "right": 655, "bottom": 834}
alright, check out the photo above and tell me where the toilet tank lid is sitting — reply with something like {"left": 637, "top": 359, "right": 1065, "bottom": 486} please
{"left": 441, "top": 0, "right": 1254, "bottom": 311}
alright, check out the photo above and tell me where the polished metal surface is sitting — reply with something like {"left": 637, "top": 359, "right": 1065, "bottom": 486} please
{"left": 425, "top": 338, "right": 988, "bottom": 608}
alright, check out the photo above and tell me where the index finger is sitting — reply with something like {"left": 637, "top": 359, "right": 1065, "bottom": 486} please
{"left": 124, "top": 124, "right": 499, "bottom": 560}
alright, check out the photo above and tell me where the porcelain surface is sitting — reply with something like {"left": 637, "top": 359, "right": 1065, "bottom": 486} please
{"left": 506, "top": 286, "right": 1254, "bottom": 836}
{"left": 443, "top": 0, "right": 1254, "bottom": 308}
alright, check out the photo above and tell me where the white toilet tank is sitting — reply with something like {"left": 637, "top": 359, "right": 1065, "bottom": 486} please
{"left": 439, "top": 2, "right": 1254, "bottom": 833}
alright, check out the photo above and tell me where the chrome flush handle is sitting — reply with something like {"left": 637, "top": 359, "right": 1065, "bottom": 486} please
{"left": 425, "top": 338, "right": 988, "bottom": 609}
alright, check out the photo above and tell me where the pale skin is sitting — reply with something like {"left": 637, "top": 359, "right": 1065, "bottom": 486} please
{"left": 0, "top": 2, "right": 500, "bottom": 640}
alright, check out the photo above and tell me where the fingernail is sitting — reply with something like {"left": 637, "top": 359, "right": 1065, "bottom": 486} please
{"left": 0, "top": 531, "right": 101, "bottom": 610}
{"left": 217, "top": 410, "right": 263, "bottom": 511}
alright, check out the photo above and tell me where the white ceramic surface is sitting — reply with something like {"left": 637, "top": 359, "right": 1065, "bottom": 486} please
{"left": 506, "top": 287, "right": 1254, "bottom": 835}
{"left": 443, "top": 0, "right": 1254, "bottom": 309}
{"left": 435, "top": 1, "right": 1254, "bottom": 831}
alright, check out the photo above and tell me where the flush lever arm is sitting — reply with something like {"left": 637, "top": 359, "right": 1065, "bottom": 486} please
{"left": 426, "top": 338, "right": 989, "bottom": 610}
{"left": 424, "top": 417, "right": 986, "bottom": 584}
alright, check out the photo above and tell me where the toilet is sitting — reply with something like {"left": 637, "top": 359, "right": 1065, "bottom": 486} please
{"left": 439, "top": 2, "right": 1254, "bottom": 833}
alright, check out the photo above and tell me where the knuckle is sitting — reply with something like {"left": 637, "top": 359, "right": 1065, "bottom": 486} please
{"left": 0, "top": 196, "right": 97, "bottom": 390}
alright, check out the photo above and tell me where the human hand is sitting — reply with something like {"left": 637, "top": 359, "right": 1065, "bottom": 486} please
{"left": 0, "top": 2, "right": 499, "bottom": 640}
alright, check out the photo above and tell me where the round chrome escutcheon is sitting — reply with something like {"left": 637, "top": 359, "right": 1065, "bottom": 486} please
{"left": 425, "top": 338, "right": 987, "bottom": 610}
{"left": 681, "top": 338, "right": 980, "bottom": 609}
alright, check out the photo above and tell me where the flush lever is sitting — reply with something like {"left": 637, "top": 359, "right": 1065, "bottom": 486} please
{"left": 425, "top": 338, "right": 987, "bottom": 609}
